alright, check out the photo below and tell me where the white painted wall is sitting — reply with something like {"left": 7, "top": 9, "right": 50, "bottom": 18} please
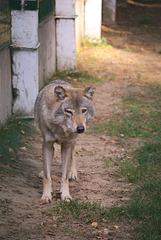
{"left": 56, "top": 19, "right": 77, "bottom": 71}
{"left": 56, "top": 0, "right": 75, "bottom": 15}
{"left": 11, "top": 10, "right": 39, "bottom": 115}
{"left": 12, "top": 49, "right": 39, "bottom": 114}
{"left": 55, "top": 0, "right": 77, "bottom": 71}
{"left": 85, "top": 0, "right": 102, "bottom": 38}
{"left": 38, "top": 16, "right": 56, "bottom": 89}
{"left": 75, "top": 0, "right": 85, "bottom": 50}
{"left": 11, "top": 11, "right": 38, "bottom": 47}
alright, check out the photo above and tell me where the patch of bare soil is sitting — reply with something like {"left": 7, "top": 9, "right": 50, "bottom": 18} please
{"left": 1, "top": 1, "right": 161, "bottom": 239}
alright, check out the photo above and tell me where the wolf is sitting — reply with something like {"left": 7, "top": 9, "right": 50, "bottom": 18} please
{"left": 34, "top": 80, "right": 95, "bottom": 204}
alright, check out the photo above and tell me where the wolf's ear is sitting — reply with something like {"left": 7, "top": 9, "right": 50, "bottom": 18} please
{"left": 55, "top": 86, "right": 68, "bottom": 100}
{"left": 83, "top": 86, "right": 95, "bottom": 100}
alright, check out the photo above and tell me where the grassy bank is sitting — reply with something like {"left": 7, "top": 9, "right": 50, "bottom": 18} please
{"left": 0, "top": 117, "right": 35, "bottom": 174}
{"left": 41, "top": 68, "right": 161, "bottom": 239}
{"left": 88, "top": 81, "right": 161, "bottom": 239}
{"left": 1, "top": 67, "right": 160, "bottom": 239}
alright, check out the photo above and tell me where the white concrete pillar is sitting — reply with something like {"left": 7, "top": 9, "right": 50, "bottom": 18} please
{"left": 11, "top": 0, "right": 39, "bottom": 115}
{"left": 55, "top": 0, "right": 77, "bottom": 72}
{"left": 102, "top": 0, "right": 116, "bottom": 25}
{"left": 85, "top": 0, "right": 102, "bottom": 38}
{"left": 75, "top": 0, "right": 85, "bottom": 50}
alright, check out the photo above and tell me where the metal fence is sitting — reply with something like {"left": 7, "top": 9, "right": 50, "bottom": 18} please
{"left": 39, "top": 0, "right": 55, "bottom": 23}
{"left": 0, "top": 0, "right": 11, "bottom": 50}
{"left": 0, "top": 0, "right": 55, "bottom": 50}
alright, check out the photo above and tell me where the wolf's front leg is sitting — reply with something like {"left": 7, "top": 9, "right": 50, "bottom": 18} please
{"left": 60, "top": 143, "right": 72, "bottom": 201}
{"left": 68, "top": 139, "right": 77, "bottom": 180}
{"left": 40, "top": 140, "right": 54, "bottom": 204}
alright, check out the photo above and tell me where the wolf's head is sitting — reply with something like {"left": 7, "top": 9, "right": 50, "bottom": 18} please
{"left": 54, "top": 85, "right": 95, "bottom": 134}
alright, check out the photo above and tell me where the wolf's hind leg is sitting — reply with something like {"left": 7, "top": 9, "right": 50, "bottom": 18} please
{"left": 68, "top": 140, "right": 78, "bottom": 180}
{"left": 40, "top": 140, "right": 54, "bottom": 204}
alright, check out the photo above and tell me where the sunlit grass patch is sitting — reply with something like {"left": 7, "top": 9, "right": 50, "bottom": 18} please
{"left": 89, "top": 91, "right": 161, "bottom": 139}
{"left": 51, "top": 71, "right": 103, "bottom": 87}
{"left": 83, "top": 36, "right": 113, "bottom": 49}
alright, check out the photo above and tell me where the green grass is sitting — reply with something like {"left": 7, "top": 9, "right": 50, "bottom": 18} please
{"left": 83, "top": 36, "right": 113, "bottom": 49}
{"left": 89, "top": 92, "right": 161, "bottom": 139}
{"left": 137, "top": 16, "right": 154, "bottom": 25}
{"left": 1, "top": 68, "right": 160, "bottom": 239}
{"left": 126, "top": 179, "right": 161, "bottom": 240}
{"left": 42, "top": 200, "right": 125, "bottom": 224}
{"left": 40, "top": 76, "right": 161, "bottom": 240}
{"left": 88, "top": 82, "right": 161, "bottom": 239}
{"left": 51, "top": 71, "right": 103, "bottom": 88}
{"left": 0, "top": 116, "right": 35, "bottom": 173}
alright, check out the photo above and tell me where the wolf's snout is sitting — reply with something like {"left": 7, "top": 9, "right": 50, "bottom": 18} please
{"left": 77, "top": 126, "right": 85, "bottom": 134}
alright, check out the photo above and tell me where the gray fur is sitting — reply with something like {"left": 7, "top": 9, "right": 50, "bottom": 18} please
{"left": 34, "top": 79, "right": 95, "bottom": 203}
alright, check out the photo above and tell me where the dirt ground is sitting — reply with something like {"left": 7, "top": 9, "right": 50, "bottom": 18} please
{"left": 1, "top": 1, "right": 161, "bottom": 239}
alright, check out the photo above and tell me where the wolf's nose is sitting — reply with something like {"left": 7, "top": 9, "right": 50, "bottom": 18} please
{"left": 77, "top": 126, "right": 85, "bottom": 134}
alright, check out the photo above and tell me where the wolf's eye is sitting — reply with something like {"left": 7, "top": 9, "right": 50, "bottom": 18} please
{"left": 82, "top": 108, "right": 87, "bottom": 114}
{"left": 64, "top": 109, "right": 73, "bottom": 116}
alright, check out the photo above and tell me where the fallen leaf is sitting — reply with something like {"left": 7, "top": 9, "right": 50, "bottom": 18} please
{"left": 20, "top": 147, "right": 27, "bottom": 151}
{"left": 113, "top": 225, "right": 120, "bottom": 229}
{"left": 115, "top": 189, "right": 120, "bottom": 193}
{"left": 46, "top": 227, "right": 51, "bottom": 232}
{"left": 124, "top": 189, "right": 130, "bottom": 192}
{"left": 91, "top": 222, "right": 98, "bottom": 227}
{"left": 9, "top": 147, "right": 14, "bottom": 153}
{"left": 58, "top": 207, "right": 62, "bottom": 212}
{"left": 52, "top": 175, "right": 57, "bottom": 180}
{"left": 104, "top": 228, "right": 110, "bottom": 234}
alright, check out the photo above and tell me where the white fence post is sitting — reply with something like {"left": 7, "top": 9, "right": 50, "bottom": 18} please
{"left": 55, "top": 0, "right": 77, "bottom": 72}
{"left": 11, "top": 0, "right": 39, "bottom": 115}
{"left": 85, "top": 0, "right": 102, "bottom": 39}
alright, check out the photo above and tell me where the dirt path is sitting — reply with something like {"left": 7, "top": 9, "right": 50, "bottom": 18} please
{"left": 1, "top": 1, "right": 161, "bottom": 239}
{"left": 0, "top": 82, "right": 133, "bottom": 240}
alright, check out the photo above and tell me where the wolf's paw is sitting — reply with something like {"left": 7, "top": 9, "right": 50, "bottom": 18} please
{"left": 68, "top": 171, "right": 78, "bottom": 180}
{"left": 61, "top": 193, "right": 72, "bottom": 202}
{"left": 40, "top": 194, "right": 52, "bottom": 204}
